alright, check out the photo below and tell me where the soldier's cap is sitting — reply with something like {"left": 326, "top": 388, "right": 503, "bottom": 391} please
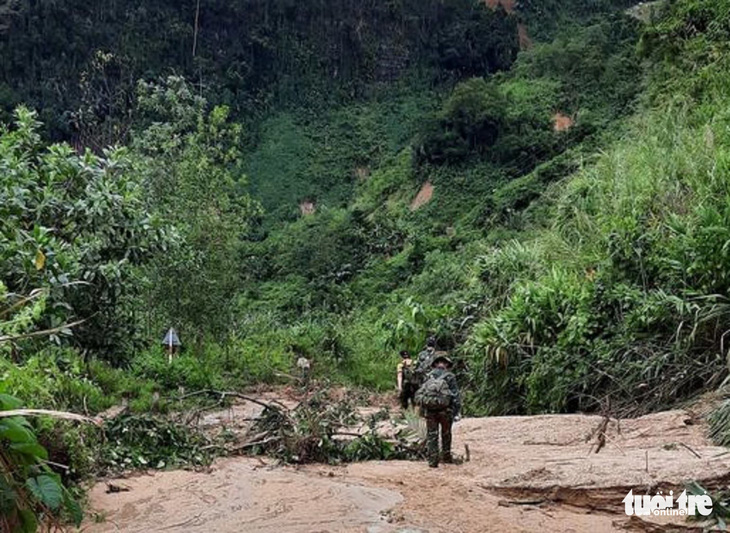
{"left": 431, "top": 353, "right": 453, "bottom": 368}
{"left": 426, "top": 336, "right": 437, "bottom": 347}
{"left": 399, "top": 350, "right": 410, "bottom": 358}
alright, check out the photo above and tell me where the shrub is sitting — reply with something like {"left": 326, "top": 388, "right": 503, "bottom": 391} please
{"left": 0, "top": 349, "right": 114, "bottom": 414}
{"left": 0, "top": 394, "right": 83, "bottom": 532}
{"left": 417, "top": 78, "right": 507, "bottom": 164}
{"left": 131, "top": 350, "right": 224, "bottom": 392}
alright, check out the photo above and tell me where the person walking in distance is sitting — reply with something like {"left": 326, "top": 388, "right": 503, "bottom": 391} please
{"left": 396, "top": 350, "right": 418, "bottom": 409}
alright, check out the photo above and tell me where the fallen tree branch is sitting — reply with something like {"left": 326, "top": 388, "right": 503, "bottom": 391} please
{"left": 0, "top": 318, "right": 87, "bottom": 343}
{"left": 0, "top": 289, "right": 46, "bottom": 319}
{"left": 0, "top": 409, "right": 101, "bottom": 425}
{"left": 231, "top": 436, "right": 281, "bottom": 452}
{"left": 43, "top": 460, "right": 70, "bottom": 471}
{"left": 679, "top": 442, "right": 702, "bottom": 459}
{"left": 587, "top": 415, "right": 610, "bottom": 454}
{"left": 176, "top": 389, "right": 290, "bottom": 411}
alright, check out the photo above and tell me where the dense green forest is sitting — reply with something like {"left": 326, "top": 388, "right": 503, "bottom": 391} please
{"left": 3, "top": 0, "right": 730, "bottom": 527}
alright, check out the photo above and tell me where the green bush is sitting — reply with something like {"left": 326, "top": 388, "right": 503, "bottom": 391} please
{"left": 417, "top": 78, "right": 507, "bottom": 164}
{"left": 0, "top": 349, "right": 114, "bottom": 414}
{"left": 131, "top": 350, "right": 224, "bottom": 392}
{"left": 0, "top": 395, "right": 83, "bottom": 532}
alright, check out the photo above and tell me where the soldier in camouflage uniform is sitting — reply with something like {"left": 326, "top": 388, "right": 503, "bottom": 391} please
{"left": 414, "top": 336, "right": 437, "bottom": 385}
{"left": 420, "top": 354, "right": 461, "bottom": 468}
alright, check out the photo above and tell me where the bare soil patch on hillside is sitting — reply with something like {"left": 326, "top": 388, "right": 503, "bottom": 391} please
{"left": 485, "top": 0, "right": 515, "bottom": 14}
{"left": 553, "top": 112, "right": 575, "bottom": 132}
{"left": 410, "top": 181, "right": 433, "bottom": 211}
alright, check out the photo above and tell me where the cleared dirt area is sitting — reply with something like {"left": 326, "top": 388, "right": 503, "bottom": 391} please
{"left": 84, "top": 399, "right": 730, "bottom": 533}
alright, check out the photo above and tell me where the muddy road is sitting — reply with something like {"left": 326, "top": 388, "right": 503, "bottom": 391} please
{"left": 85, "top": 402, "right": 730, "bottom": 532}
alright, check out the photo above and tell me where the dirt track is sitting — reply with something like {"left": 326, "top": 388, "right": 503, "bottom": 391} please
{"left": 85, "top": 405, "right": 730, "bottom": 532}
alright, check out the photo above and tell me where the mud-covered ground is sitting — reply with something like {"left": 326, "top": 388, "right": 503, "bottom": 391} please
{"left": 84, "top": 395, "right": 730, "bottom": 532}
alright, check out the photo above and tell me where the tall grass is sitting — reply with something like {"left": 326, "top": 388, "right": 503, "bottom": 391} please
{"left": 468, "top": 72, "right": 730, "bottom": 414}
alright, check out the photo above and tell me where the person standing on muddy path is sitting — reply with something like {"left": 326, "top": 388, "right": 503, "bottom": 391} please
{"left": 396, "top": 350, "right": 418, "bottom": 409}
{"left": 416, "top": 354, "right": 461, "bottom": 468}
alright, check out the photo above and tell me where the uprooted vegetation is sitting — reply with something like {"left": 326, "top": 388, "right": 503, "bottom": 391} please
{"left": 86, "top": 401, "right": 730, "bottom": 533}
{"left": 244, "top": 390, "right": 424, "bottom": 464}
{"left": 100, "top": 413, "right": 220, "bottom": 474}
{"left": 98, "top": 386, "right": 425, "bottom": 473}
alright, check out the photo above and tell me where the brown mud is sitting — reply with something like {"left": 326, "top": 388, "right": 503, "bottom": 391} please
{"left": 85, "top": 396, "right": 729, "bottom": 532}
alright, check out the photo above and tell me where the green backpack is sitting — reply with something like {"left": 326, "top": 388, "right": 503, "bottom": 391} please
{"left": 415, "top": 375, "right": 453, "bottom": 410}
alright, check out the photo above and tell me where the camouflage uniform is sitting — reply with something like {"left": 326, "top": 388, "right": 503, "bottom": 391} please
{"left": 423, "top": 367, "right": 461, "bottom": 467}
{"left": 415, "top": 347, "right": 435, "bottom": 385}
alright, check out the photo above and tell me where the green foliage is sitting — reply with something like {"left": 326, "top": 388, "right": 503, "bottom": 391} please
{"left": 684, "top": 480, "right": 730, "bottom": 530}
{"left": 469, "top": 73, "right": 730, "bottom": 414}
{"left": 385, "top": 297, "right": 453, "bottom": 355}
{"left": 0, "top": 0, "right": 520, "bottom": 138}
{"left": 100, "top": 414, "right": 216, "bottom": 473}
{"left": 0, "top": 107, "right": 167, "bottom": 360}
{"left": 135, "top": 76, "right": 261, "bottom": 347}
{"left": 246, "top": 90, "right": 437, "bottom": 219}
{"left": 709, "top": 400, "right": 730, "bottom": 447}
{"left": 417, "top": 78, "right": 507, "bottom": 164}
{"left": 639, "top": 0, "right": 730, "bottom": 105}
{"left": 0, "top": 350, "right": 114, "bottom": 414}
{"left": 514, "top": 15, "right": 642, "bottom": 117}
{"left": 520, "top": 0, "right": 638, "bottom": 41}
{"left": 0, "top": 395, "right": 83, "bottom": 532}
{"left": 639, "top": 0, "right": 730, "bottom": 63}
{"left": 131, "top": 350, "right": 224, "bottom": 392}
{"left": 242, "top": 208, "right": 367, "bottom": 314}
{"left": 416, "top": 13, "right": 641, "bottom": 169}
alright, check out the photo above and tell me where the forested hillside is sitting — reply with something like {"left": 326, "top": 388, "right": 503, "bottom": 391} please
{"left": 3, "top": 0, "right": 730, "bottom": 527}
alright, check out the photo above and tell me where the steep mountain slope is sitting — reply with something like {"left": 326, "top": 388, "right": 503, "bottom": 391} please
{"left": 4, "top": 0, "right": 726, "bottom": 418}
{"left": 234, "top": 1, "right": 646, "bottom": 402}
{"left": 233, "top": 0, "right": 730, "bottom": 420}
